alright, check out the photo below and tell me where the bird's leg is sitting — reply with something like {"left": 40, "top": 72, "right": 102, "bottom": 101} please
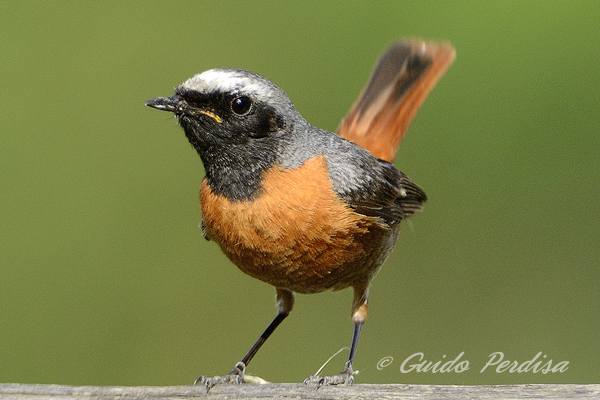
{"left": 195, "top": 289, "right": 294, "bottom": 391}
{"left": 304, "top": 284, "right": 368, "bottom": 386}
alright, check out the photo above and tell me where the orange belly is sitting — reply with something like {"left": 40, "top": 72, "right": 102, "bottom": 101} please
{"left": 199, "top": 156, "right": 398, "bottom": 293}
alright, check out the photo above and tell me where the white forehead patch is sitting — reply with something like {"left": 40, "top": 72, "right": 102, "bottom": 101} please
{"left": 180, "top": 68, "right": 278, "bottom": 101}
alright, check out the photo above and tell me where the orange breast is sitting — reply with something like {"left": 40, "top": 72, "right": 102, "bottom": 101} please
{"left": 199, "top": 156, "right": 398, "bottom": 293}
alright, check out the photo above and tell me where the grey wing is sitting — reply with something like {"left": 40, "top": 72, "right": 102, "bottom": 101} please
{"left": 327, "top": 151, "right": 427, "bottom": 226}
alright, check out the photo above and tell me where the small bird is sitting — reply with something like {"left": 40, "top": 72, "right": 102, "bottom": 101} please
{"left": 146, "top": 40, "right": 455, "bottom": 389}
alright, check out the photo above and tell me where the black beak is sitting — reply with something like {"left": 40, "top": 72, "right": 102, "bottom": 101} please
{"left": 145, "top": 95, "right": 182, "bottom": 112}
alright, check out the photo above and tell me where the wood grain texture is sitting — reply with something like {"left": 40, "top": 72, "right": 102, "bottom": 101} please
{"left": 1, "top": 383, "right": 599, "bottom": 400}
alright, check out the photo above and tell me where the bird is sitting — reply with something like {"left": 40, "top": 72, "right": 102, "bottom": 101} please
{"left": 146, "top": 40, "right": 455, "bottom": 389}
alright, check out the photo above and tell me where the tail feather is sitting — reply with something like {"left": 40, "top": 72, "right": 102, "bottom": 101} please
{"left": 337, "top": 40, "right": 456, "bottom": 162}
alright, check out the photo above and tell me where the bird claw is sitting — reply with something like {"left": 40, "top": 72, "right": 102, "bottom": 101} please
{"left": 194, "top": 361, "right": 246, "bottom": 392}
{"left": 303, "top": 362, "right": 355, "bottom": 386}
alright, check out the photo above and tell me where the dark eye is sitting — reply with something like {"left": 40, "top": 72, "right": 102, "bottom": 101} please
{"left": 231, "top": 96, "right": 252, "bottom": 115}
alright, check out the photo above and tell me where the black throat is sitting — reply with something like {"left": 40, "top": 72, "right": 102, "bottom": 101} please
{"left": 194, "top": 138, "right": 280, "bottom": 202}
{"left": 175, "top": 101, "right": 292, "bottom": 202}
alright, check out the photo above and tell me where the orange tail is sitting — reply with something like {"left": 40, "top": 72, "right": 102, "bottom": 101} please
{"left": 337, "top": 40, "right": 456, "bottom": 162}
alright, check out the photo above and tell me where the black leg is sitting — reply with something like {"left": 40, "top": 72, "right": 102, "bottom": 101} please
{"left": 304, "top": 284, "right": 368, "bottom": 386}
{"left": 241, "top": 310, "right": 289, "bottom": 366}
{"left": 347, "top": 320, "right": 363, "bottom": 368}
{"left": 195, "top": 289, "right": 294, "bottom": 391}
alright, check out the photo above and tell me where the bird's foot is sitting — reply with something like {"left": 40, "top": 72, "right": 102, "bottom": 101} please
{"left": 303, "top": 361, "right": 355, "bottom": 386}
{"left": 194, "top": 361, "right": 245, "bottom": 392}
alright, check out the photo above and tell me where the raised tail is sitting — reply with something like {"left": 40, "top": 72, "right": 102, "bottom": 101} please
{"left": 337, "top": 40, "right": 456, "bottom": 162}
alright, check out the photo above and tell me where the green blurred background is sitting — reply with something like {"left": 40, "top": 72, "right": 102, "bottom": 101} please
{"left": 1, "top": 1, "right": 598, "bottom": 386}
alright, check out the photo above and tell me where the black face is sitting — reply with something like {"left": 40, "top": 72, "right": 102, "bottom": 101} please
{"left": 173, "top": 87, "right": 285, "bottom": 153}
{"left": 147, "top": 86, "right": 289, "bottom": 202}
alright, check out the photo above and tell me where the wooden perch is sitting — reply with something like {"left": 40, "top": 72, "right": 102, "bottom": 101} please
{"left": 1, "top": 383, "right": 599, "bottom": 399}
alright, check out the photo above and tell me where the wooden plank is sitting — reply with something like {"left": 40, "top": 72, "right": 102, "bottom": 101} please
{"left": 1, "top": 383, "right": 599, "bottom": 400}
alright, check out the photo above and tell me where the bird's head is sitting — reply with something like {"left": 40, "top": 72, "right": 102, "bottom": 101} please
{"left": 146, "top": 68, "right": 297, "bottom": 155}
